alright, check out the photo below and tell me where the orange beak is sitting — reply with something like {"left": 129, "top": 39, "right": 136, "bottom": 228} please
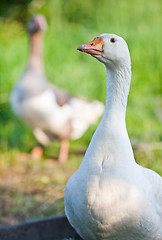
{"left": 77, "top": 37, "right": 103, "bottom": 55}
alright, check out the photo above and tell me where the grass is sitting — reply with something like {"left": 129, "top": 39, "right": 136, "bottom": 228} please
{"left": 0, "top": 0, "right": 162, "bottom": 227}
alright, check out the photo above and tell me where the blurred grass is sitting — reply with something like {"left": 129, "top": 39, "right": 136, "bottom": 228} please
{"left": 0, "top": 0, "right": 162, "bottom": 227}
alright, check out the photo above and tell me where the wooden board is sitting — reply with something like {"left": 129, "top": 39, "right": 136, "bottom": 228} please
{"left": 0, "top": 215, "right": 83, "bottom": 240}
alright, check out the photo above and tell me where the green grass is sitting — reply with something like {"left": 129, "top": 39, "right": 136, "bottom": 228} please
{"left": 0, "top": 0, "right": 162, "bottom": 227}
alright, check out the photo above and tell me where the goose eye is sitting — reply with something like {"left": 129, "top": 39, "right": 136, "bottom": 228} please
{"left": 110, "top": 38, "right": 116, "bottom": 43}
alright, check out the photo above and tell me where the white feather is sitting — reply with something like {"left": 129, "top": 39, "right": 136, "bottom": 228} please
{"left": 65, "top": 34, "right": 162, "bottom": 240}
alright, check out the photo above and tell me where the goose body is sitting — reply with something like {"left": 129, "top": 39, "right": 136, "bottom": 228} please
{"left": 10, "top": 15, "right": 104, "bottom": 162}
{"left": 65, "top": 34, "right": 162, "bottom": 239}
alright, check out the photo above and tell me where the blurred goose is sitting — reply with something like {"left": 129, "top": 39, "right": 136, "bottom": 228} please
{"left": 65, "top": 34, "right": 162, "bottom": 239}
{"left": 10, "top": 15, "right": 104, "bottom": 163}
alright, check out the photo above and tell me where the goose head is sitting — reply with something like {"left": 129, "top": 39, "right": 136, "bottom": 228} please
{"left": 77, "top": 33, "right": 131, "bottom": 71}
{"left": 78, "top": 34, "right": 132, "bottom": 109}
{"left": 27, "top": 14, "right": 47, "bottom": 35}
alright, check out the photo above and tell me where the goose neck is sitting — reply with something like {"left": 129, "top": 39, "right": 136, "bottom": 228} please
{"left": 28, "top": 32, "right": 44, "bottom": 69}
{"left": 103, "top": 65, "right": 131, "bottom": 122}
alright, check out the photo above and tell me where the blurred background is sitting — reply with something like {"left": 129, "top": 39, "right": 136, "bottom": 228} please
{"left": 0, "top": 0, "right": 162, "bottom": 226}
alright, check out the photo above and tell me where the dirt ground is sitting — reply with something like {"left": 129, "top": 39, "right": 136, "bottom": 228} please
{"left": 0, "top": 143, "right": 161, "bottom": 227}
{"left": 0, "top": 149, "right": 83, "bottom": 227}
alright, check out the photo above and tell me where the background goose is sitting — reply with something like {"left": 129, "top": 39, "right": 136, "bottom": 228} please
{"left": 10, "top": 15, "right": 104, "bottom": 163}
{"left": 65, "top": 34, "right": 162, "bottom": 239}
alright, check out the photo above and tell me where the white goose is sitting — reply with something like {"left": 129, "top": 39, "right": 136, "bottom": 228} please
{"left": 65, "top": 34, "right": 162, "bottom": 239}
{"left": 10, "top": 15, "right": 104, "bottom": 162}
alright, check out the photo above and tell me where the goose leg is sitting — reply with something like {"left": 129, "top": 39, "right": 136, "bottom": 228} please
{"left": 31, "top": 144, "right": 43, "bottom": 159}
{"left": 58, "top": 139, "right": 69, "bottom": 163}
